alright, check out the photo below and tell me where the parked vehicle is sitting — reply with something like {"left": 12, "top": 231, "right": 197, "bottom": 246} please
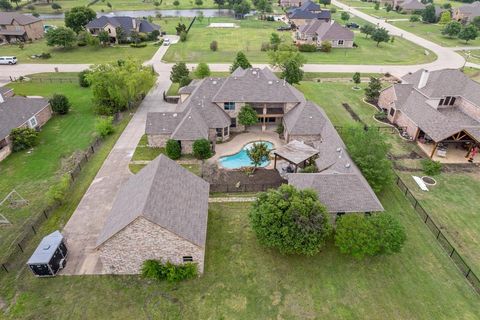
{"left": 0, "top": 56, "right": 17, "bottom": 65}
{"left": 163, "top": 38, "right": 171, "bottom": 46}
{"left": 277, "top": 25, "right": 292, "bottom": 31}
{"left": 346, "top": 23, "right": 360, "bottom": 29}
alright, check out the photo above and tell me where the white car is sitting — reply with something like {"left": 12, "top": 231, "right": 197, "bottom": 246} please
{"left": 0, "top": 56, "right": 17, "bottom": 65}
{"left": 163, "top": 38, "right": 171, "bottom": 46}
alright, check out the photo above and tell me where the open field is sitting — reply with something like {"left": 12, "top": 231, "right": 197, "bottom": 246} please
{"left": 390, "top": 21, "right": 480, "bottom": 47}
{"left": 163, "top": 17, "right": 435, "bottom": 64}
{"left": 1, "top": 199, "right": 480, "bottom": 319}
{"left": 0, "top": 40, "right": 158, "bottom": 64}
{"left": 21, "top": 0, "right": 218, "bottom": 13}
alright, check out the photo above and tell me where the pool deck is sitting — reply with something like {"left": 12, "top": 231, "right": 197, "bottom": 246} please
{"left": 209, "top": 131, "right": 285, "bottom": 169}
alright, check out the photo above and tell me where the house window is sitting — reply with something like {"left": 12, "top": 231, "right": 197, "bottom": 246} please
{"left": 224, "top": 102, "right": 235, "bottom": 110}
{"left": 216, "top": 128, "right": 223, "bottom": 137}
{"left": 444, "top": 96, "right": 451, "bottom": 105}
{"left": 183, "top": 256, "right": 193, "bottom": 262}
{"left": 389, "top": 108, "right": 395, "bottom": 117}
{"left": 230, "top": 118, "right": 237, "bottom": 128}
{"left": 449, "top": 97, "right": 456, "bottom": 106}
{"left": 223, "top": 127, "right": 229, "bottom": 136}
{"left": 108, "top": 28, "right": 111, "bottom": 34}
{"left": 439, "top": 98, "right": 444, "bottom": 106}
{"left": 338, "top": 40, "right": 344, "bottom": 46}
{"left": 28, "top": 116, "right": 38, "bottom": 128}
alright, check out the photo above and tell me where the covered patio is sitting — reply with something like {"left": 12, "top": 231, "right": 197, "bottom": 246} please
{"left": 273, "top": 140, "right": 319, "bottom": 173}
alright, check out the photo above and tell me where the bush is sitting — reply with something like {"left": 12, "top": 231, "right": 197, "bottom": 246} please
{"left": 179, "top": 31, "right": 187, "bottom": 42}
{"left": 46, "top": 174, "right": 71, "bottom": 205}
{"left": 298, "top": 43, "right": 317, "bottom": 52}
{"left": 330, "top": 7, "right": 336, "bottom": 13}
{"left": 421, "top": 159, "right": 442, "bottom": 176}
{"left": 275, "top": 123, "right": 284, "bottom": 135}
{"left": 78, "top": 70, "right": 90, "bottom": 87}
{"left": 147, "top": 29, "right": 160, "bottom": 41}
{"left": 32, "top": 12, "right": 40, "bottom": 18}
{"left": 193, "top": 139, "right": 212, "bottom": 159}
{"left": 238, "top": 105, "right": 258, "bottom": 127}
{"left": 261, "top": 42, "right": 272, "bottom": 51}
{"left": 166, "top": 139, "right": 181, "bottom": 159}
{"left": 335, "top": 213, "right": 406, "bottom": 259}
{"left": 141, "top": 260, "right": 198, "bottom": 282}
{"left": 95, "top": 116, "right": 115, "bottom": 138}
{"left": 194, "top": 62, "right": 211, "bottom": 78}
{"left": 10, "top": 127, "right": 39, "bottom": 152}
{"left": 319, "top": 41, "right": 332, "bottom": 52}
{"left": 26, "top": 4, "right": 35, "bottom": 10}
{"left": 153, "top": 39, "right": 164, "bottom": 46}
{"left": 210, "top": 40, "right": 218, "bottom": 51}
{"left": 130, "top": 42, "right": 147, "bottom": 48}
{"left": 179, "top": 75, "right": 192, "bottom": 87}
{"left": 49, "top": 94, "right": 71, "bottom": 115}
{"left": 301, "top": 164, "right": 318, "bottom": 173}
{"left": 39, "top": 52, "right": 51, "bottom": 59}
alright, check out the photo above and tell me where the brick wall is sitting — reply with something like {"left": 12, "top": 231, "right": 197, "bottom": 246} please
{"left": 181, "top": 140, "right": 194, "bottom": 154}
{"left": 24, "top": 21, "right": 44, "bottom": 40}
{"left": 148, "top": 134, "right": 169, "bottom": 148}
{"left": 35, "top": 104, "right": 52, "bottom": 127}
{"left": 0, "top": 143, "right": 11, "bottom": 162}
{"left": 99, "top": 217, "right": 205, "bottom": 274}
{"left": 378, "top": 86, "right": 395, "bottom": 111}
{"left": 395, "top": 111, "right": 418, "bottom": 138}
{"left": 458, "top": 97, "right": 480, "bottom": 122}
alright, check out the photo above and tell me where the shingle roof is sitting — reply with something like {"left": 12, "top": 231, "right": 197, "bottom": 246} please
{"left": 289, "top": 8, "right": 331, "bottom": 20}
{"left": 0, "top": 87, "right": 13, "bottom": 96}
{"left": 400, "top": 0, "right": 426, "bottom": 10}
{"left": 299, "top": 0, "right": 321, "bottom": 12}
{"left": 145, "top": 112, "right": 183, "bottom": 135}
{"left": 212, "top": 67, "right": 304, "bottom": 103}
{"left": 458, "top": 1, "right": 480, "bottom": 16}
{"left": 274, "top": 140, "right": 319, "bottom": 165}
{"left": 96, "top": 155, "right": 210, "bottom": 247}
{"left": 300, "top": 20, "right": 354, "bottom": 41}
{"left": 0, "top": 12, "right": 41, "bottom": 25}
{"left": 85, "top": 16, "right": 160, "bottom": 35}
{"left": 171, "top": 107, "right": 209, "bottom": 140}
{"left": 283, "top": 101, "right": 327, "bottom": 135}
{"left": 0, "top": 96, "right": 50, "bottom": 140}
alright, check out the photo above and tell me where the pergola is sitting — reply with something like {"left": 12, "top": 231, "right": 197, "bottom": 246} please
{"left": 273, "top": 140, "right": 319, "bottom": 173}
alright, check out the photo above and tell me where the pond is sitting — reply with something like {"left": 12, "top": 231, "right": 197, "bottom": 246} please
{"left": 218, "top": 141, "right": 274, "bottom": 169}
{"left": 34, "top": 9, "right": 233, "bottom": 20}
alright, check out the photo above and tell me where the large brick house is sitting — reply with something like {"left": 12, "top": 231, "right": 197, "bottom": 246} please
{"left": 0, "top": 13, "right": 44, "bottom": 43}
{"left": 295, "top": 19, "right": 354, "bottom": 48}
{"left": 85, "top": 16, "right": 160, "bottom": 43}
{"left": 378, "top": 69, "right": 480, "bottom": 160}
{"left": 287, "top": 0, "right": 331, "bottom": 27}
{"left": 453, "top": 1, "right": 480, "bottom": 23}
{"left": 0, "top": 87, "right": 51, "bottom": 161}
{"left": 96, "top": 154, "right": 209, "bottom": 274}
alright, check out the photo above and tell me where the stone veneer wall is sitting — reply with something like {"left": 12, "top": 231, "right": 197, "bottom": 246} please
{"left": 181, "top": 140, "right": 195, "bottom": 154}
{"left": 287, "top": 134, "right": 322, "bottom": 145}
{"left": 458, "top": 97, "right": 480, "bottom": 123}
{"left": 148, "top": 134, "right": 169, "bottom": 148}
{"left": 394, "top": 111, "right": 418, "bottom": 138}
{"left": 378, "top": 86, "right": 395, "bottom": 111}
{"left": 0, "top": 143, "right": 11, "bottom": 162}
{"left": 35, "top": 105, "right": 52, "bottom": 127}
{"left": 99, "top": 217, "right": 205, "bottom": 274}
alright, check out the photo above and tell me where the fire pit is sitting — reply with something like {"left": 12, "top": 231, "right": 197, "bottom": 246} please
{"left": 421, "top": 176, "right": 437, "bottom": 186}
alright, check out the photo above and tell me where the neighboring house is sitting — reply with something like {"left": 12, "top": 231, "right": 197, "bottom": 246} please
{"left": 296, "top": 20, "right": 354, "bottom": 48}
{"left": 146, "top": 68, "right": 306, "bottom": 153}
{"left": 378, "top": 69, "right": 480, "bottom": 159}
{"left": 0, "top": 13, "right": 44, "bottom": 43}
{"left": 85, "top": 16, "right": 160, "bottom": 43}
{"left": 287, "top": 105, "right": 384, "bottom": 215}
{"left": 0, "top": 87, "right": 51, "bottom": 161}
{"left": 397, "top": 0, "right": 426, "bottom": 13}
{"left": 279, "top": 0, "right": 303, "bottom": 8}
{"left": 287, "top": 0, "right": 331, "bottom": 26}
{"left": 453, "top": 1, "right": 480, "bottom": 22}
{"left": 96, "top": 154, "right": 209, "bottom": 274}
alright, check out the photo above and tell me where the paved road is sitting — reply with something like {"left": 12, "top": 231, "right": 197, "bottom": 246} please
{"left": 61, "top": 47, "right": 176, "bottom": 275}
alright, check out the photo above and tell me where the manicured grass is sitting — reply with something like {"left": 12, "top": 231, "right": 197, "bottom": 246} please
{"left": 0, "top": 39, "right": 158, "bottom": 64}
{"left": 462, "top": 49, "right": 480, "bottom": 65}
{"left": 131, "top": 135, "right": 165, "bottom": 161}
{"left": 166, "top": 82, "right": 180, "bottom": 96}
{"left": 398, "top": 171, "right": 480, "bottom": 275}
{"left": 0, "top": 79, "right": 96, "bottom": 261}
{"left": 152, "top": 17, "right": 193, "bottom": 35}
{"left": 163, "top": 17, "right": 435, "bottom": 64}
{"left": 464, "top": 66, "right": 480, "bottom": 82}
{"left": 2, "top": 200, "right": 479, "bottom": 318}
{"left": 390, "top": 21, "right": 480, "bottom": 47}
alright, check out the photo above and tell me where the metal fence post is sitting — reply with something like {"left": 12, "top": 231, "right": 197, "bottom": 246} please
{"left": 17, "top": 243, "right": 23, "bottom": 253}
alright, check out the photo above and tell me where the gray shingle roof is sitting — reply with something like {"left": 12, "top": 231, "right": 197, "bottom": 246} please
{"left": 274, "top": 140, "right": 319, "bottom": 165}
{"left": 145, "top": 111, "right": 183, "bottom": 135}
{"left": 96, "top": 155, "right": 210, "bottom": 247}
{"left": 0, "top": 87, "right": 13, "bottom": 96}
{"left": 0, "top": 96, "right": 50, "bottom": 140}
{"left": 458, "top": 1, "right": 480, "bottom": 16}
{"left": 0, "top": 12, "right": 41, "bottom": 25}
{"left": 400, "top": 0, "right": 426, "bottom": 10}
{"left": 85, "top": 16, "right": 160, "bottom": 35}
{"left": 212, "top": 67, "right": 304, "bottom": 103}
{"left": 300, "top": 20, "right": 354, "bottom": 41}
{"left": 284, "top": 101, "right": 327, "bottom": 135}
{"left": 171, "top": 107, "right": 209, "bottom": 140}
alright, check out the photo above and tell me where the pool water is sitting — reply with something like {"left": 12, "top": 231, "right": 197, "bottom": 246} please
{"left": 219, "top": 141, "right": 274, "bottom": 169}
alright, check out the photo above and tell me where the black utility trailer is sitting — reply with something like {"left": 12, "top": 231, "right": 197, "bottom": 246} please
{"left": 27, "top": 230, "right": 67, "bottom": 277}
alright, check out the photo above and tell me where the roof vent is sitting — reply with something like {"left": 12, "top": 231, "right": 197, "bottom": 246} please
{"left": 336, "top": 147, "right": 342, "bottom": 152}
{"left": 345, "top": 163, "right": 351, "bottom": 168}
{"left": 212, "top": 80, "right": 217, "bottom": 85}
{"left": 309, "top": 116, "right": 313, "bottom": 119}
{"left": 268, "top": 80, "right": 273, "bottom": 84}
{"left": 418, "top": 70, "right": 429, "bottom": 89}
{"left": 252, "top": 70, "right": 257, "bottom": 75}
{"left": 162, "top": 113, "right": 166, "bottom": 116}
{"left": 173, "top": 113, "right": 178, "bottom": 117}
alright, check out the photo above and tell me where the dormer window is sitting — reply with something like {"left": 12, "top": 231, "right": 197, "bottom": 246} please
{"left": 224, "top": 102, "right": 235, "bottom": 110}
{"left": 439, "top": 96, "right": 456, "bottom": 106}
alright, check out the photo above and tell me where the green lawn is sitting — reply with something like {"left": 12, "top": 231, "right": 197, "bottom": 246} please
{"left": 0, "top": 78, "right": 96, "bottom": 261}
{"left": 0, "top": 39, "right": 158, "bottom": 64}
{"left": 163, "top": 17, "right": 435, "bottom": 64}
{"left": 464, "top": 66, "right": 480, "bottom": 82}
{"left": 462, "top": 50, "right": 480, "bottom": 65}
{"left": 2, "top": 200, "right": 479, "bottom": 318}
{"left": 390, "top": 21, "right": 480, "bottom": 47}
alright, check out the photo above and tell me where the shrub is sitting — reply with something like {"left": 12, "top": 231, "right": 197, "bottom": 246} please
{"left": 275, "top": 123, "right": 284, "bottom": 135}
{"left": 49, "top": 94, "right": 71, "bottom": 115}
{"left": 179, "top": 30, "right": 187, "bottom": 42}
{"left": 46, "top": 174, "right": 71, "bottom": 205}
{"left": 39, "top": 52, "right": 51, "bottom": 59}
{"left": 421, "top": 159, "right": 442, "bottom": 176}
{"left": 173, "top": 0, "right": 180, "bottom": 5}
{"left": 179, "top": 75, "right": 192, "bottom": 87}
{"left": 249, "top": 184, "right": 332, "bottom": 255}
{"left": 301, "top": 164, "right": 318, "bottom": 173}
{"left": 78, "top": 70, "right": 90, "bottom": 87}
{"left": 210, "top": 40, "right": 218, "bottom": 51}
{"left": 166, "top": 139, "right": 181, "bottom": 159}
{"left": 194, "top": 62, "right": 211, "bottom": 78}
{"left": 10, "top": 127, "right": 39, "bottom": 152}
{"left": 32, "top": 12, "right": 40, "bottom": 18}
{"left": 193, "top": 138, "right": 212, "bottom": 159}
{"left": 26, "top": 4, "right": 35, "bottom": 10}
{"left": 95, "top": 116, "right": 115, "bottom": 138}
{"left": 298, "top": 43, "right": 317, "bottom": 52}
{"left": 238, "top": 105, "right": 258, "bottom": 128}
{"left": 319, "top": 40, "right": 332, "bottom": 52}
{"left": 330, "top": 7, "right": 336, "bottom": 13}
{"left": 141, "top": 260, "right": 163, "bottom": 279}
{"left": 130, "top": 42, "right": 147, "bottom": 47}
{"left": 141, "top": 260, "right": 198, "bottom": 282}
{"left": 51, "top": 3, "right": 61, "bottom": 10}
{"left": 147, "top": 29, "right": 160, "bottom": 41}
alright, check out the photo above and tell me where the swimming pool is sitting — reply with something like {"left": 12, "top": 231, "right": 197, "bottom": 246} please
{"left": 218, "top": 141, "right": 274, "bottom": 169}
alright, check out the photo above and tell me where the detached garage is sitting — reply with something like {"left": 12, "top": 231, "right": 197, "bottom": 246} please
{"left": 27, "top": 230, "right": 68, "bottom": 277}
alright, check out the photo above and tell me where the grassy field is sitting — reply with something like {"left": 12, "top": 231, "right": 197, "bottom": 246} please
{"left": 390, "top": 21, "right": 480, "bottom": 47}
{"left": 163, "top": 17, "right": 435, "bottom": 64}
{"left": 0, "top": 39, "right": 158, "bottom": 64}
{"left": 21, "top": 0, "right": 218, "bottom": 13}
{"left": 462, "top": 50, "right": 480, "bottom": 65}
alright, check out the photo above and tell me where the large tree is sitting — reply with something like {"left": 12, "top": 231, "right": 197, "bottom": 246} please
{"left": 238, "top": 105, "right": 258, "bottom": 128}
{"left": 438, "top": 10, "right": 452, "bottom": 25}
{"left": 86, "top": 59, "right": 156, "bottom": 115}
{"left": 249, "top": 184, "right": 332, "bottom": 255}
{"left": 371, "top": 27, "right": 390, "bottom": 47}
{"left": 365, "top": 76, "right": 382, "bottom": 102}
{"left": 281, "top": 58, "right": 304, "bottom": 84}
{"left": 335, "top": 213, "right": 406, "bottom": 259}
{"left": 230, "top": 51, "right": 252, "bottom": 72}
{"left": 360, "top": 24, "right": 375, "bottom": 38}
{"left": 233, "top": 0, "right": 251, "bottom": 18}
{"left": 441, "top": 21, "right": 461, "bottom": 38}
{"left": 458, "top": 24, "right": 479, "bottom": 43}
{"left": 65, "top": 6, "right": 96, "bottom": 33}
{"left": 0, "top": 0, "right": 13, "bottom": 10}
{"left": 194, "top": 62, "right": 211, "bottom": 78}
{"left": 319, "top": 0, "right": 331, "bottom": 7}
{"left": 421, "top": 4, "right": 437, "bottom": 23}
{"left": 246, "top": 142, "right": 270, "bottom": 170}
{"left": 170, "top": 62, "right": 190, "bottom": 83}
{"left": 342, "top": 125, "right": 393, "bottom": 193}
{"left": 45, "top": 27, "right": 77, "bottom": 48}
{"left": 213, "top": 0, "right": 225, "bottom": 8}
